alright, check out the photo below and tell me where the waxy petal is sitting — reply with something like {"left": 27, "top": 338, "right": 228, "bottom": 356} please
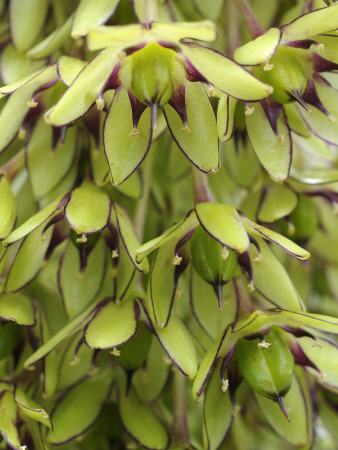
{"left": 0, "top": 175, "right": 16, "bottom": 240}
{"left": 0, "top": 293, "right": 35, "bottom": 326}
{"left": 181, "top": 42, "right": 273, "bottom": 101}
{"left": 71, "top": 0, "right": 120, "bottom": 38}
{"left": 234, "top": 28, "right": 282, "bottom": 66}
{"left": 57, "top": 57, "right": 87, "bottom": 87}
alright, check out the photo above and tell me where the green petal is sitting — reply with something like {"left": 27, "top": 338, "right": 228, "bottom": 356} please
{"left": 59, "top": 240, "right": 107, "bottom": 318}
{"left": 281, "top": 3, "right": 338, "bottom": 43}
{"left": 84, "top": 298, "right": 139, "bottom": 349}
{"left": 114, "top": 204, "right": 149, "bottom": 273}
{"left": 71, "top": 0, "right": 120, "bottom": 39}
{"left": 0, "top": 293, "right": 35, "bottom": 326}
{"left": 15, "top": 388, "right": 52, "bottom": 429}
{"left": 136, "top": 210, "right": 198, "bottom": 263}
{"left": 5, "top": 226, "right": 53, "bottom": 292}
{"left": 47, "top": 47, "right": 120, "bottom": 126}
{"left": 164, "top": 81, "right": 219, "bottom": 173}
{"left": 0, "top": 64, "right": 56, "bottom": 95}
{"left": 258, "top": 184, "right": 298, "bottom": 222}
{"left": 27, "top": 14, "right": 73, "bottom": 59}
{"left": 47, "top": 371, "right": 113, "bottom": 445}
{"left": 9, "top": 0, "right": 50, "bottom": 51}
{"left": 234, "top": 28, "right": 281, "bottom": 66}
{"left": 249, "top": 239, "right": 304, "bottom": 311}
{"left": 27, "top": 117, "right": 77, "bottom": 200}
{"left": 65, "top": 182, "right": 111, "bottom": 234}
{"left": 246, "top": 103, "right": 291, "bottom": 181}
{"left": 57, "top": 56, "right": 87, "bottom": 87}
{"left": 87, "top": 24, "right": 144, "bottom": 51}
{"left": 278, "top": 310, "right": 338, "bottom": 335}
{"left": 155, "top": 314, "right": 198, "bottom": 378}
{"left": 242, "top": 216, "right": 310, "bottom": 260}
{"left": 58, "top": 337, "right": 93, "bottom": 390}
{"left": 217, "top": 94, "right": 237, "bottom": 140}
{"left": 0, "top": 390, "right": 22, "bottom": 449}
{"left": 118, "top": 388, "right": 169, "bottom": 449}
{"left": 290, "top": 167, "right": 338, "bottom": 184}
{"left": 181, "top": 42, "right": 273, "bottom": 101}
{"left": 0, "top": 175, "right": 16, "bottom": 240}
{"left": 103, "top": 87, "right": 152, "bottom": 185}
{"left": 195, "top": 203, "right": 250, "bottom": 253}
{"left": 0, "top": 44, "right": 44, "bottom": 85}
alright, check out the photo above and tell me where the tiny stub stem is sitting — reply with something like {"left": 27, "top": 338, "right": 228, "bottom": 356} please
{"left": 192, "top": 166, "right": 214, "bottom": 204}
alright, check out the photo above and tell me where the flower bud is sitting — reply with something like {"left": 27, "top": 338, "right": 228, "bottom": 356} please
{"left": 254, "top": 46, "right": 307, "bottom": 105}
{"left": 131, "top": 41, "right": 174, "bottom": 107}
{"left": 237, "top": 327, "right": 294, "bottom": 420}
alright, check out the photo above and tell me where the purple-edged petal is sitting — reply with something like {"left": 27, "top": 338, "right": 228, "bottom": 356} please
{"left": 103, "top": 87, "right": 152, "bottom": 185}
{"left": 181, "top": 42, "right": 273, "bottom": 101}
{"left": 234, "top": 28, "right": 281, "bottom": 66}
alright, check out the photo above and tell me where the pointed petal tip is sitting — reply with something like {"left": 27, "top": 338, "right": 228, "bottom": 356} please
{"left": 277, "top": 395, "right": 290, "bottom": 422}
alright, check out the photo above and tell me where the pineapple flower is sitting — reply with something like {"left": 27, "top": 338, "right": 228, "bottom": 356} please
{"left": 191, "top": 305, "right": 338, "bottom": 449}
{"left": 1, "top": 181, "right": 150, "bottom": 318}
{"left": 40, "top": 20, "right": 273, "bottom": 185}
{"left": 217, "top": 3, "right": 338, "bottom": 183}
{"left": 135, "top": 202, "right": 310, "bottom": 328}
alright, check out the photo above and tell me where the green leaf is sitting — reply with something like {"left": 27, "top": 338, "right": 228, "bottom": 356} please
{"left": 114, "top": 204, "right": 149, "bottom": 273}
{"left": 204, "top": 363, "right": 233, "bottom": 450}
{"left": 9, "top": 0, "right": 50, "bottom": 51}
{"left": 181, "top": 42, "right": 273, "bottom": 101}
{"left": 154, "top": 314, "right": 198, "bottom": 378}
{"left": 27, "top": 14, "right": 73, "bottom": 59}
{"left": 84, "top": 298, "right": 139, "bottom": 349}
{"left": 3, "top": 194, "right": 64, "bottom": 246}
{"left": 6, "top": 225, "right": 53, "bottom": 292}
{"left": 249, "top": 239, "right": 304, "bottom": 311}
{"left": 257, "top": 184, "right": 298, "bottom": 223}
{"left": 15, "top": 388, "right": 52, "bottom": 429}
{"left": 57, "top": 56, "right": 87, "bottom": 86}
{"left": 71, "top": 0, "right": 120, "bottom": 38}
{"left": 234, "top": 28, "right": 281, "bottom": 66}
{"left": 0, "top": 175, "right": 16, "bottom": 240}
{"left": 0, "top": 293, "right": 35, "bottom": 326}
{"left": 47, "top": 371, "right": 113, "bottom": 445}
{"left": 0, "top": 390, "right": 21, "bottom": 449}
{"left": 59, "top": 239, "right": 107, "bottom": 318}
{"left": 27, "top": 117, "right": 77, "bottom": 199}
{"left": 136, "top": 210, "right": 198, "bottom": 263}
{"left": 65, "top": 182, "right": 111, "bottom": 234}
{"left": 246, "top": 103, "right": 291, "bottom": 181}
{"left": 118, "top": 388, "right": 169, "bottom": 449}
{"left": 164, "top": 81, "right": 219, "bottom": 173}
{"left": 242, "top": 216, "right": 310, "bottom": 261}
{"left": 103, "top": 87, "right": 152, "bottom": 185}
{"left": 281, "top": 3, "right": 338, "bottom": 43}
{"left": 195, "top": 203, "right": 250, "bottom": 253}
{"left": 47, "top": 47, "right": 120, "bottom": 126}
{"left": 255, "top": 373, "right": 311, "bottom": 447}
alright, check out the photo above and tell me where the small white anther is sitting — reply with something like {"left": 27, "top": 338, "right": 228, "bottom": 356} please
{"left": 317, "top": 43, "right": 325, "bottom": 52}
{"left": 181, "top": 126, "right": 191, "bottom": 134}
{"left": 162, "top": 356, "right": 172, "bottom": 365}
{"left": 76, "top": 234, "right": 87, "bottom": 243}
{"left": 318, "top": 373, "right": 327, "bottom": 384}
{"left": 172, "top": 255, "right": 182, "bottom": 266}
{"left": 245, "top": 106, "right": 255, "bottom": 115}
{"left": 175, "top": 289, "right": 182, "bottom": 301}
{"left": 96, "top": 97, "right": 105, "bottom": 111}
{"left": 312, "top": 340, "right": 322, "bottom": 348}
{"left": 40, "top": 234, "right": 46, "bottom": 241}
{"left": 70, "top": 357, "right": 81, "bottom": 366}
{"left": 221, "top": 379, "right": 229, "bottom": 392}
{"left": 328, "top": 114, "right": 336, "bottom": 123}
{"left": 18, "top": 128, "right": 26, "bottom": 140}
{"left": 129, "top": 128, "right": 140, "bottom": 137}
{"left": 278, "top": 134, "right": 285, "bottom": 144}
{"left": 258, "top": 340, "right": 271, "bottom": 349}
{"left": 111, "top": 249, "right": 119, "bottom": 258}
{"left": 26, "top": 100, "right": 38, "bottom": 108}
{"left": 253, "top": 253, "right": 263, "bottom": 263}
{"left": 221, "top": 246, "right": 229, "bottom": 260}
{"left": 247, "top": 281, "right": 255, "bottom": 291}
{"left": 208, "top": 85, "right": 215, "bottom": 96}
{"left": 263, "top": 63, "right": 274, "bottom": 71}
{"left": 110, "top": 347, "right": 120, "bottom": 356}
{"left": 232, "top": 405, "right": 242, "bottom": 416}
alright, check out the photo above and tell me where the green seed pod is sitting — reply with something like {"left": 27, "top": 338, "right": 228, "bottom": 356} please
{"left": 254, "top": 46, "right": 307, "bottom": 105}
{"left": 237, "top": 327, "right": 294, "bottom": 420}
{"left": 289, "top": 195, "right": 318, "bottom": 241}
{"left": 0, "top": 322, "right": 21, "bottom": 359}
{"left": 190, "top": 225, "right": 238, "bottom": 310}
{"left": 117, "top": 321, "right": 152, "bottom": 372}
{"left": 131, "top": 41, "right": 174, "bottom": 107}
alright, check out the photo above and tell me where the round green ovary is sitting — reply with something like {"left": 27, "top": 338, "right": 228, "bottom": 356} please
{"left": 131, "top": 41, "right": 174, "bottom": 107}
{"left": 237, "top": 327, "right": 294, "bottom": 400}
{"left": 190, "top": 225, "right": 237, "bottom": 285}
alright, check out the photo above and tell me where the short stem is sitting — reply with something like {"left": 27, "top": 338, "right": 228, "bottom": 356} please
{"left": 171, "top": 369, "right": 190, "bottom": 446}
{"left": 192, "top": 167, "right": 214, "bottom": 204}
{"left": 236, "top": 0, "right": 265, "bottom": 38}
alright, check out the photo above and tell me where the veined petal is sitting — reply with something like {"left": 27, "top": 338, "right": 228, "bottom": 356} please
{"left": 234, "top": 28, "right": 281, "bottom": 66}
{"left": 181, "top": 42, "right": 273, "bottom": 101}
{"left": 281, "top": 3, "right": 338, "bottom": 43}
{"left": 103, "top": 87, "right": 152, "bottom": 185}
{"left": 47, "top": 47, "right": 121, "bottom": 126}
